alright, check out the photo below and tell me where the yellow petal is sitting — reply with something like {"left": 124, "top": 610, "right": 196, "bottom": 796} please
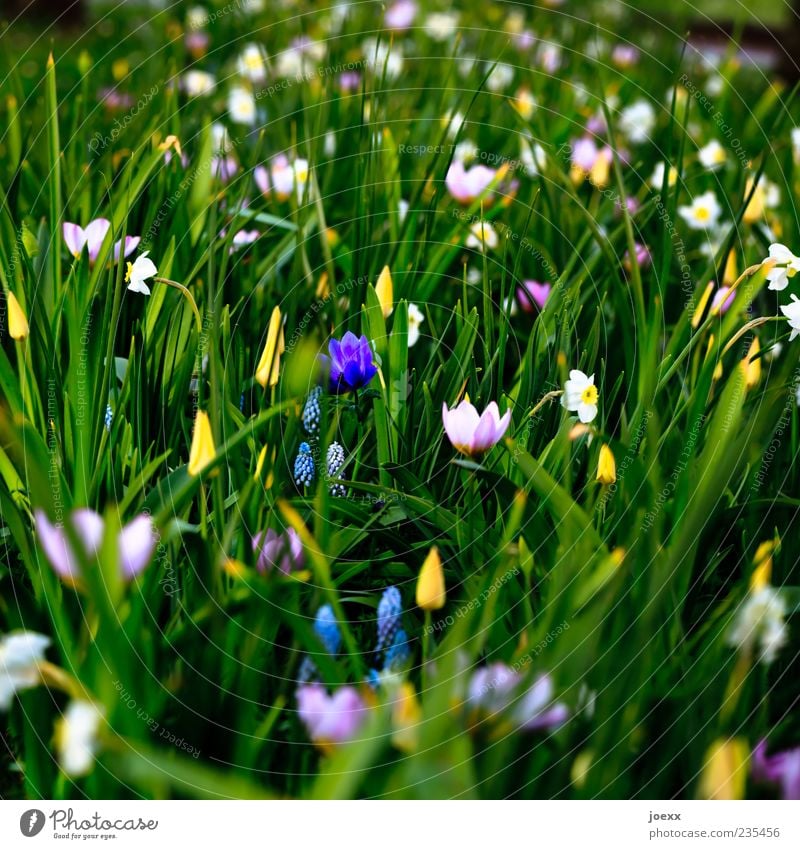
{"left": 723, "top": 250, "right": 738, "bottom": 286}
{"left": 375, "top": 265, "right": 393, "bottom": 318}
{"left": 7, "top": 291, "right": 29, "bottom": 340}
{"left": 416, "top": 546, "right": 445, "bottom": 610}
{"left": 743, "top": 337, "right": 761, "bottom": 390}
{"left": 596, "top": 444, "right": 616, "bottom": 485}
{"left": 391, "top": 682, "right": 422, "bottom": 753}
{"left": 188, "top": 410, "right": 215, "bottom": 476}
{"left": 698, "top": 738, "right": 748, "bottom": 800}
{"left": 691, "top": 281, "right": 715, "bottom": 329}
{"left": 750, "top": 539, "right": 776, "bottom": 592}
{"left": 255, "top": 306, "right": 282, "bottom": 388}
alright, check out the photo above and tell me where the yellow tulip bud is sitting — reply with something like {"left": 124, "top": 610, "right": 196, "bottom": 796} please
{"left": 7, "top": 291, "right": 29, "bottom": 340}
{"left": 188, "top": 410, "right": 215, "bottom": 476}
{"left": 698, "top": 738, "right": 748, "bottom": 800}
{"left": 255, "top": 306, "right": 283, "bottom": 388}
{"left": 596, "top": 444, "right": 616, "bottom": 485}
{"left": 750, "top": 540, "right": 775, "bottom": 592}
{"left": 416, "top": 546, "right": 445, "bottom": 610}
{"left": 391, "top": 682, "right": 422, "bottom": 753}
{"left": 691, "top": 281, "right": 715, "bottom": 329}
{"left": 375, "top": 265, "right": 393, "bottom": 318}
{"left": 743, "top": 337, "right": 761, "bottom": 390}
{"left": 571, "top": 750, "right": 593, "bottom": 789}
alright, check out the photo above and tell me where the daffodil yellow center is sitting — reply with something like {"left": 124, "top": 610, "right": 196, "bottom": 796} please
{"left": 581, "top": 384, "right": 598, "bottom": 405}
{"left": 695, "top": 206, "right": 710, "bottom": 221}
{"left": 125, "top": 261, "right": 133, "bottom": 283}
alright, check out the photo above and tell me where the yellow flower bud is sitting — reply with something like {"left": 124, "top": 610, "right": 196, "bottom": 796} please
{"left": 375, "top": 265, "right": 393, "bottom": 318}
{"left": 7, "top": 291, "right": 29, "bottom": 340}
{"left": 416, "top": 546, "right": 445, "bottom": 610}
{"left": 698, "top": 738, "right": 748, "bottom": 800}
{"left": 691, "top": 281, "right": 715, "bottom": 329}
{"left": 596, "top": 444, "right": 616, "bottom": 485}
{"left": 743, "top": 337, "right": 761, "bottom": 390}
{"left": 750, "top": 540, "right": 776, "bottom": 592}
{"left": 391, "top": 682, "right": 422, "bottom": 753}
{"left": 255, "top": 306, "right": 283, "bottom": 388}
{"left": 188, "top": 410, "right": 215, "bottom": 476}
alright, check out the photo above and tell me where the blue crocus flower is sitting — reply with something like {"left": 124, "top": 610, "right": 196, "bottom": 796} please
{"left": 320, "top": 331, "right": 377, "bottom": 393}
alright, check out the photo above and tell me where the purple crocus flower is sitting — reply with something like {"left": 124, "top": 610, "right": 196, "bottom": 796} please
{"left": 320, "top": 332, "right": 377, "bottom": 393}
{"left": 252, "top": 527, "right": 304, "bottom": 574}
{"left": 516, "top": 280, "right": 551, "bottom": 313}
{"left": 63, "top": 219, "right": 140, "bottom": 266}
{"left": 752, "top": 740, "right": 800, "bottom": 800}
{"left": 384, "top": 0, "right": 417, "bottom": 30}
{"left": 338, "top": 71, "right": 361, "bottom": 93}
{"left": 296, "top": 683, "right": 368, "bottom": 750}
{"left": 466, "top": 663, "right": 569, "bottom": 732}
{"left": 35, "top": 509, "right": 156, "bottom": 582}
{"left": 623, "top": 242, "right": 651, "bottom": 272}
{"left": 711, "top": 285, "right": 735, "bottom": 314}
{"left": 445, "top": 160, "right": 498, "bottom": 204}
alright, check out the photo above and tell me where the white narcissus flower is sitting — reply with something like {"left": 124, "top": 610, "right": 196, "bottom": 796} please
{"left": 407, "top": 303, "right": 424, "bottom": 346}
{"left": 618, "top": 99, "right": 655, "bottom": 144}
{"left": 56, "top": 700, "right": 104, "bottom": 776}
{"left": 520, "top": 139, "right": 547, "bottom": 176}
{"left": 125, "top": 252, "right": 158, "bottom": 295}
{"left": 424, "top": 11, "right": 459, "bottom": 41}
{"left": 650, "top": 161, "right": 677, "bottom": 189}
{"left": 237, "top": 43, "right": 268, "bottom": 84}
{"left": 698, "top": 139, "right": 726, "bottom": 170}
{"left": 562, "top": 369, "right": 599, "bottom": 423}
{"left": 228, "top": 86, "right": 257, "bottom": 126}
{"left": 781, "top": 294, "right": 800, "bottom": 341}
{"left": 726, "top": 587, "right": 788, "bottom": 665}
{"left": 466, "top": 221, "right": 499, "bottom": 251}
{"left": 678, "top": 191, "right": 722, "bottom": 230}
{"left": 0, "top": 631, "right": 50, "bottom": 710}
{"left": 764, "top": 243, "right": 800, "bottom": 291}
{"left": 182, "top": 69, "right": 216, "bottom": 97}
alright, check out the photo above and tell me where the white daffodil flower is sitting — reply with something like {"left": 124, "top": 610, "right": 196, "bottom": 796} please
{"left": 407, "top": 303, "right": 425, "bottom": 347}
{"left": 562, "top": 369, "right": 599, "bottom": 423}
{"left": 678, "top": 191, "right": 722, "bottom": 230}
{"left": 125, "top": 252, "right": 158, "bottom": 296}
{"left": 57, "top": 700, "right": 105, "bottom": 777}
{"left": 764, "top": 243, "right": 800, "bottom": 291}
{"left": 0, "top": 631, "right": 50, "bottom": 710}
{"left": 780, "top": 294, "right": 800, "bottom": 341}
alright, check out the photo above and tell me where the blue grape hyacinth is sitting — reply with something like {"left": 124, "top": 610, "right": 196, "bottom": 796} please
{"left": 104, "top": 404, "right": 113, "bottom": 431}
{"left": 297, "top": 604, "right": 341, "bottom": 684}
{"left": 302, "top": 385, "right": 323, "bottom": 434}
{"left": 294, "top": 441, "right": 315, "bottom": 487}
{"left": 375, "top": 586, "right": 402, "bottom": 654}
{"left": 326, "top": 441, "right": 347, "bottom": 497}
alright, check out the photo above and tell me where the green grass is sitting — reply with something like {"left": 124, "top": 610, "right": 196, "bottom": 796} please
{"left": 0, "top": 0, "right": 799, "bottom": 800}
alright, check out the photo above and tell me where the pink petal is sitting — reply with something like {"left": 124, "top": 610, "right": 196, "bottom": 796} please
{"left": 35, "top": 510, "right": 77, "bottom": 579}
{"left": 118, "top": 515, "right": 157, "bottom": 579}
{"left": 63, "top": 223, "right": 86, "bottom": 257}
{"left": 84, "top": 218, "right": 111, "bottom": 262}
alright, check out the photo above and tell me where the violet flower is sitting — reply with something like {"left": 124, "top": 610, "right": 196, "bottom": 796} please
{"left": 252, "top": 527, "right": 304, "bottom": 574}
{"left": 35, "top": 509, "right": 157, "bottom": 583}
{"left": 516, "top": 280, "right": 551, "bottom": 313}
{"left": 384, "top": 0, "right": 417, "bottom": 30}
{"left": 752, "top": 740, "right": 800, "bottom": 800}
{"left": 320, "top": 332, "right": 378, "bottom": 393}
{"left": 711, "top": 285, "right": 736, "bottom": 314}
{"left": 442, "top": 400, "right": 511, "bottom": 458}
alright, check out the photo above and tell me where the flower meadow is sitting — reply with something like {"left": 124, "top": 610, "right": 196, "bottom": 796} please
{"left": 1, "top": 0, "right": 800, "bottom": 802}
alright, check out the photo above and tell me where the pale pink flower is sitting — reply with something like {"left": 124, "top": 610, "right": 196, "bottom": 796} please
{"left": 442, "top": 400, "right": 511, "bottom": 458}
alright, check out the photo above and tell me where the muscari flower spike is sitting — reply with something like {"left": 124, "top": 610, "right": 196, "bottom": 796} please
{"left": 302, "top": 385, "right": 323, "bottom": 434}
{"left": 297, "top": 604, "right": 341, "bottom": 684}
{"left": 104, "top": 404, "right": 113, "bottom": 432}
{"left": 294, "top": 442, "right": 315, "bottom": 487}
{"left": 375, "top": 586, "right": 403, "bottom": 654}
{"left": 326, "top": 442, "right": 347, "bottom": 497}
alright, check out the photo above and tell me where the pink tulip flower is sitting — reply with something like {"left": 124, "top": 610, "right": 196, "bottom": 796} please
{"left": 442, "top": 400, "right": 511, "bottom": 458}
{"left": 35, "top": 509, "right": 157, "bottom": 583}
